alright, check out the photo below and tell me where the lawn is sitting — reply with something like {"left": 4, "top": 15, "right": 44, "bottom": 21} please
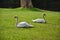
{"left": 0, "top": 8, "right": 60, "bottom": 40}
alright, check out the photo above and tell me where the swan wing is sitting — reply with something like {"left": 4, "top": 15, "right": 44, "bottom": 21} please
{"left": 17, "top": 22, "right": 33, "bottom": 27}
{"left": 32, "top": 19, "right": 45, "bottom": 23}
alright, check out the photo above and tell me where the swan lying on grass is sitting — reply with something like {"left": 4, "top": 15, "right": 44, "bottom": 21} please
{"left": 14, "top": 16, "right": 33, "bottom": 28}
{"left": 32, "top": 13, "right": 46, "bottom": 23}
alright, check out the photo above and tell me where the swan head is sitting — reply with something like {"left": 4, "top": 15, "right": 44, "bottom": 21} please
{"left": 14, "top": 16, "right": 18, "bottom": 18}
{"left": 14, "top": 16, "right": 18, "bottom": 21}
{"left": 42, "top": 13, "right": 46, "bottom": 17}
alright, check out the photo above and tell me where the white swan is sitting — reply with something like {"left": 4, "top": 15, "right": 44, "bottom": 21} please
{"left": 32, "top": 13, "right": 46, "bottom": 23}
{"left": 14, "top": 16, "right": 33, "bottom": 27}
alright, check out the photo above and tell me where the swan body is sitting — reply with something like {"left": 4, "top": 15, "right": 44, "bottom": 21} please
{"left": 32, "top": 18, "right": 45, "bottom": 23}
{"left": 17, "top": 22, "right": 33, "bottom": 27}
{"left": 32, "top": 13, "right": 46, "bottom": 23}
{"left": 14, "top": 16, "right": 33, "bottom": 28}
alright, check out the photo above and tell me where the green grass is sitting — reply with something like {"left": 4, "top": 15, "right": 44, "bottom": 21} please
{"left": 0, "top": 8, "right": 60, "bottom": 40}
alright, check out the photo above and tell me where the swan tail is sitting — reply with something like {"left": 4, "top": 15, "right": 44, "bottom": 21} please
{"left": 32, "top": 20, "right": 36, "bottom": 22}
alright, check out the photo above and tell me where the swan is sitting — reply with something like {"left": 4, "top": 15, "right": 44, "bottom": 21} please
{"left": 32, "top": 13, "right": 46, "bottom": 23}
{"left": 14, "top": 16, "right": 33, "bottom": 28}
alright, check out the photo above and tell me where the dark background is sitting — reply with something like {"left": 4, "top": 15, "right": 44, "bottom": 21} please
{"left": 0, "top": 0, "right": 60, "bottom": 11}
{"left": 0, "top": 0, "right": 20, "bottom": 8}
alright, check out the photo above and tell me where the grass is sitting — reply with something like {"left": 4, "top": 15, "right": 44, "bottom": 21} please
{"left": 0, "top": 8, "right": 60, "bottom": 40}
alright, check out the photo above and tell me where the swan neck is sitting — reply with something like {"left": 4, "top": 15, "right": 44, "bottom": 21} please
{"left": 16, "top": 18, "right": 18, "bottom": 26}
{"left": 43, "top": 15, "right": 46, "bottom": 23}
{"left": 43, "top": 15, "right": 45, "bottom": 20}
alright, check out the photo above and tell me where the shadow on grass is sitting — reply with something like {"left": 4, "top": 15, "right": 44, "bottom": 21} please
{"left": 16, "top": 27, "right": 34, "bottom": 29}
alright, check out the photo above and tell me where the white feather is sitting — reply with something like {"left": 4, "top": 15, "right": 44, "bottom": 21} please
{"left": 32, "top": 18, "right": 45, "bottom": 23}
{"left": 17, "top": 22, "right": 33, "bottom": 27}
